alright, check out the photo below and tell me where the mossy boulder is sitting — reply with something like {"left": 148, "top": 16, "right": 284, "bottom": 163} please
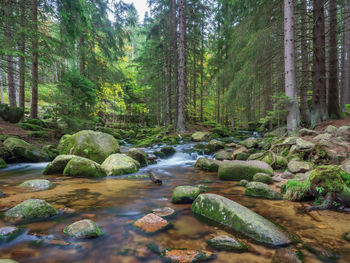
{"left": 337, "top": 125, "right": 350, "bottom": 140}
{"left": 43, "top": 145, "right": 59, "bottom": 160}
{"left": 207, "top": 139, "right": 225, "bottom": 153}
{"left": 240, "top": 137, "right": 259, "bottom": 149}
{"left": 57, "top": 130, "right": 119, "bottom": 163}
{"left": 299, "top": 128, "right": 318, "bottom": 137}
{"left": 195, "top": 158, "right": 219, "bottom": 172}
{"left": 63, "top": 156, "right": 107, "bottom": 178}
{"left": 3, "top": 137, "right": 49, "bottom": 162}
{"left": 296, "top": 138, "right": 315, "bottom": 151}
{"left": 218, "top": 160, "right": 273, "bottom": 181}
{"left": 253, "top": 173, "right": 273, "bottom": 184}
{"left": 101, "top": 153, "right": 140, "bottom": 176}
{"left": 192, "top": 132, "right": 210, "bottom": 142}
{"left": 0, "top": 158, "right": 7, "bottom": 169}
{"left": 19, "top": 179, "right": 53, "bottom": 191}
{"left": 127, "top": 148, "right": 148, "bottom": 166}
{"left": 237, "top": 179, "right": 249, "bottom": 186}
{"left": 18, "top": 122, "right": 43, "bottom": 131}
{"left": 160, "top": 146, "right": 176, "bottom": 157}
{"left": 192, "top": 194, "right": 291, "bottom": 246}
{"left": 245, "top": 182, "right": 282, "bottom": 200}
{"left": 63, "top": 219, "right": 102, "bottom": 239}
{"left": 215, "top": 150, "right": 233, "bottom": 160}
{"left": 171, "top": 186, "right": 201, "bottom": 204}
{"left": 288, "top": 159, "right": 313, "bottom": 174}
{"left": 25, "top": 118, "right": 47, "bottom": 128}
{"left": 206, "top": 235, "right": 247, "bottom": 251}
{"left": 281, "top": 179, "right": 311, "bottom": 201}
{"left": 5, "top": 199, "right": 58, "bottom": 223}
{"left": 153, "top": 151, "right": 166, "bottom": 159}
{"left": 43, "top": 154, "right": 76, "bottom": 175}
{"left": 314, "top": 133, "right": 332, "bottom": 141}
{"left": 0, "top": 226, "right": 22, "bottom": 243}
{"left": 325, "top": 125, "right": 337, "bottom": 134}
{"left": 0, "top": 103, "right": 24, "bottom": 123}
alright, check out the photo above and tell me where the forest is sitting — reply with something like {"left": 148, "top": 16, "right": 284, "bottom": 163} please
{"left": 0, "top": 0, "right": 350, "bottom": 263}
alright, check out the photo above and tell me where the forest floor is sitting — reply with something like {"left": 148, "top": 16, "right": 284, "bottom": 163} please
{"left": 315, "top": 116, "right": 350, "bottom": 130}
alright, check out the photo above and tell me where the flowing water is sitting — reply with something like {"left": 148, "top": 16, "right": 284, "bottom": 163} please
{"left": 0, "top": 143, "right": 349, "bottom": 263}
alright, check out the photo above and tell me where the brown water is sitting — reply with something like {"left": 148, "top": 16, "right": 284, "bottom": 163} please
{"left": 0, "top": 148, "right": 349, "bottom": 263}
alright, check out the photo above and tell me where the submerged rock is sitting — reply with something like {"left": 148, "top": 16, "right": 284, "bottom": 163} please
{"left": 192, "top": 194, "right": 291, "bottom": 246}
{"left": 127, "top": 148, "right": 148, "bottom": 166}
{"left": 252, "top": 173, "right": 273, "bottom": 184}
{"left": 218, "top": 160, "right": 273, "bottom": 181}
{"left": 0, "top": 226, "right": 22, "bottom": 243}
{"left": 64, "top": 219, "right": 102, "bottom": 239}
{"left": 63, "top": 156, "right": 107, "bottom": 178}
{"left": 152, "top": 207, "right": 176, "bottom": 218}
{"left": 160, "top": 146, "right": 176, "bottom": 157}
{"left": 272, "top": 248, "right": 302, "bottom": 263}
{"left": 4, "top": 137, "right": 49, "bottom": 162}
{"left": 192, "top": 132, "right": 210, "bottom": 142}
{"left": 43, "top": 154, "right": 76, "bottom": 175}
{"left": 162, "top": 249, "right": 214, "bottom": 263}
{"left": 133, "top": 213, "right": 169, "bottom": 233}
{"left": 57, "top": 130, "right": 120, "bottom": 163}
{"left": 19, "top": 179, "right": 53, "bottom": 191}
{"left": 171, "top": 186, "right": 201, "bottom": 204}
{"left": 101, "top": 153, "right": 140, "bottom": 176}
{"left": 206, "top": 235, "right": 247, "bottom": 251}
{"left": 195, "top": 158, "right": 219, "bottom": 172}
{"left": 245, "top": 182, "right": 283, "bottom": 200}
{"left": 5, "top": 199, "right": 58, "bottom": 223}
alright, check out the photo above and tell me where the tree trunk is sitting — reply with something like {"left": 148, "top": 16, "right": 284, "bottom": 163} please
{"left": 0, "top": 62, "right": 3, "bottom": 103}
{"left": 300, "top": 0, "right": 310, "bottom": 124}
{"left": 327, "top": 0, "right": 340, "bottom": 118}
{"left": 343, "top": 0, "right": 350, "bottom": 108}
{"left": 80, "top": 35, "right": 85, "bottom": 76}
{"left": 31, "top": 0, "right": 38, "bottom": 118}
{"left": 166, "top": 51, "right": 172, "bottom": 125}
{"left": 19, "top": 0, "right": 26, "bottom": 109}
{"left": 284, "top": 0, "right": 300, "bottom": 132}
{"left": 172, "top": 0, "right": 179, "bottom": 129}
{"left": 311, "top": 0, "right": 327, "bottom": 127}
{"left": 200, "top": 20, "right": 204, "bottom": 122}
{"left": 193, "top": 47, "right": 197, "bottom": 122}
{"left": 176, "top": 0, "right": 186, "bottom": 131}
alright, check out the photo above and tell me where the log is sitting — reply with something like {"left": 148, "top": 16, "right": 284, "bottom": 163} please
{"left": 148, "top": 171, "right": 162, "bottom": 185}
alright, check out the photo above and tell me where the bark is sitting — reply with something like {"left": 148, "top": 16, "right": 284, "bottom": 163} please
{"left": 166, "top": 51, "right": 172, "bottom": 125}
{"left": 172, "top": 0, "right": 179, "bottom": 129}
{"left": 200, "top": 19, "right": 204, "bottom": 122}
{"left": 19, "top": 0, "right": 26, "bottom": 109}
{"left": 4, "top": 0, "right": 16, "bottom": 107}
{"left": 327, "top": 0, "right": 341, "bottom": 118}
{"left": 284, "top": 0, "right": 300, "bottom": 132}
{"left": 0, "top": 61, "right": 3, "bottom": 103}
{"left": 193, "top": 47, "right": 197, "bottom": 122}
{"left": 311, "top": 0, "right": 327, "bottom": 127}
{"left": 343, "top": 0, "right": 350, "bottom": 107}
{"left": 300, "top": 0, "right": 310, "bottom": 124}
{"left": 31, "top": 0, "right": 38, "bottom": 118}
{"left": 79, "top": 35, "right": 85, "bottom": 75}
{"left": 176, "top": 0, "right": 186, "bottom": 131}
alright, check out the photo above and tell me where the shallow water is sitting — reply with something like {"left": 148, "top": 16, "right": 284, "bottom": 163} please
{"left": 0, "top": 145, "right": 349, "bottom": 263}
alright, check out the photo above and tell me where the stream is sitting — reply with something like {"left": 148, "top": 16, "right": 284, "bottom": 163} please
{"left": 0, "top": 143, "right": 350, "bottom": 262}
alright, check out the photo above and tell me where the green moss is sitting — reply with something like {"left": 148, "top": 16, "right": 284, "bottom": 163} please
{"left": 63, "top": 156, "right": 107, "bottom": 178}
{"left": 18, "top": 122, "right": 44, "bottom": 131}
{"left": 25, "top": 118, "right": 47, "bottom": 128}
{"left": 309, "top": 166, "right": 345, "bottom": 195}
{"left": 28, "top": 131, "right": 49, "bottom": 138}
{"left": 245, "top": 182, "right": 282, "bottom": 200}
{"left": 340, "top": 171, "right": 350, "bottom": 186}
{"left": 218, "top": 161, "right": 273, "bottom": 181}
{"left": 63, "top": 219, "right": 102, "bottom": 239}
{"left": 0, "top": 158, "right": 7, "bottom": 169}
{"left": 171, "top": 186, "right": 201, "bottom": 204}
{"left": 253, "top": 173, "right": 273, "bottom": 184}
{"left": 282, "top": 179, "right": 311, "bottom": 201}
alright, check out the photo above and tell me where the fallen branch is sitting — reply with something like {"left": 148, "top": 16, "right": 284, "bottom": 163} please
{"left": 148, "top": 171, "right": 162, "bottom": 185}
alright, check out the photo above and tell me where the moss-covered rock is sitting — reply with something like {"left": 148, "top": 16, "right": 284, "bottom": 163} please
{"left": 63, "top": 156, "right": 107, "bottom": 178}
{"left": 127, "top": 148, "right": 148, "bottom": 166}
{"left": 206, "top": 235, "right": 247, "bottom": 251}
{"left": 237, "top": 179, "right": 249, "bottom": 186}
{"left": 195, "top": 158, "right": 219, "bottom": 172}
{"left": 28, "top": 131, "right": 49, "bottom": 138}
{"left": 253, "top": 173, "right": 273, "bottom": 184}
{"left": 5, "top": 199, "right": 58, "bottom": 223}
{"left": 25, "top": 118, "right": 47, "bottom": 128}
{"left": 325, "top": 125, "right": 337, "bottom": 134}
{"left": 43, "top": 145, "right": 59, "bottom": 160}
{"left": 281, "top": 179, "right": 311, "bottom": 201}
{"left": 314, "top": 133, "right": 332, "bottom": 141}
{"left": 101, "top": 153, "right": 140, "bottom": 176}
{"left": 192, "top": 194, "right": 291, "bottom": 246}
{"left": 0, "top": 259, "right": 19, "bottom": 263}
{"left": 288, "top": 159, "right": 313, "bottom": 174}
{"left": 299, "top": 128, "right": 318, "bottom": 137}
{"left": 191, "top": 131, "right": 210, "bottom": 142}
{"left": 218, "top": 160, "right": 273, "bottom": 181}
{"left": 215, "top": 150, "right": 233, "bottom": 160}
{"left": 0, "top": 157, "right": 7, "bottom": 169}
{"left": 43, "top": 154, "right": 76, "bottom": 175}
{"left": 207, "top": 139, "right": 225, "bottom": 153}
{"left": 0, "top": 226, "right": 22, "bottom": 243}
{"left": 171, "top": 186, "right": 201, "bottom": 204}
{"left": 19, "top": 179, "right": 53, "bottom": 191}
{"left": 4, "top": 137, "right": 49, "bottom": 162}
{"left": 296, "top": 138, "right": 315, "bottom": 151}
{"left": 160, "top": 146, "right": 176, "bottom": 157}
{"left": 0, "top": 103, "right": 24, "bottom": 123}
{"left": 63, "top": 219, "right": 102, "bottom": 239}
{"left": 57, "top": 130, "right": 119, "bottom": 163}
{"left": 240, "top": 137, "right": 259, "bottom": 149}
{"left": 245, "top": 182, "right": 282, "bottom": 200}
{"left": 18, "top": 122, "right": 44, "bottom": 131}
{"left": 153, "top": 151, "right": 166, "bottom": 159}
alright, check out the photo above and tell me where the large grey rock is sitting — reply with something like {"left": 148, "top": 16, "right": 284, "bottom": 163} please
{"left": 314, "top": 133, "right": 332, "bottom": 141}
{"left": 171, "top": 186, "right": 201, "bottom": 204}
{"left": 63, "top": 156, "right": 107, "bottom": 178}
{"left": 245, "top": 182, "right": 283, "bottom": 200}
{"left": 4, "top": 137, "right": 49, "bottom": 162}
{"left": 57, "top": 130, "right": 120, "bottom": 163}
{"left": 288, "top": 159, "right": 312, "bottom": 174}
{"left": 63, "top": 219, "right": 102, "bottom": 239}
{"left": 192, "top": 194, "right": 291, "bottom": 246}
{"left": 296, "top": 138, "right": 315, "bottom": 151}
{"left": 19, "top": 179, "right": 53, "bottom": 191}
{"left": 0, "top": 226, "right": 22, "bottom": 243}
{"left": 195, "top": 158, "right": 219, "bottom": 172}
{"left": 240, "top": 137, "right": 259, "bottom": 149}
{"left": 192, "top": 132, "right": 210, "bottom": 142}
{"left": 207, "top": 139, "right": 225, "bottom": 153}
{"left": 101, "top": 153, "right": 140, "bottom": 176}
{"left": 43, "top": 154, "right": 76, "bottom": 175}
{"left": 127, "top": 148, "right": 148, "bottom": 166}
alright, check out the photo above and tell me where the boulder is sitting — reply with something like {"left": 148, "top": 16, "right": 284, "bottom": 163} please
{"left": 192, "top": 194, "right": 291, "bottom": 246}
{"left": 171, "top": 186, "right": 201, "bottom": 204}
{"left": 341, "top": 159, "right": 350, "bottom": 174}
{"left": 237, "top": 179, "right": 249, "bottom": 186}
{"left": 252, "top": 173, "right": 273, "bottom": 184}
{"left": 314, "top": 133, "right": 332, "bottom": 141}
{"left": 133, "top": 213, "right": 169, "bottom": 233}
{"left": 240, "top": 137, "right": 258, "bottom": 149}
{"left": 264, "top": 127, "right": 287, "bottom": 137}
{"left": 299, "top": 129, "right": 318, "bottom": 137}
{"left": 218, "top": 160, "right": 273, "bottom": 181}
{"left": 245, "top": 182, "right": 283, "bottom": 200}
{"left": 4, "top": 137, "right": 49, "bottom": 162}
{"left": 288, "top": 159, "right": 312, "bottom": 173}
{"left": 5, "top": 199, "right": 58, "bottom": 223}
{"left": 63, "top": 156, "right": 106, "bottom": 178}
{"left": 127, "top": 148, "right": 148, "bottom": 166}
{"left": 57, "top": 130, "right": 119, "bottom": 163}
{"left": 160, "top": 146, "right": 176, "bottom": 157}
{"left": 153, "top": 151, "right": 166, "bottom": 159}
{"left": 195, "top": 158, "right": 219, "bottom": 172}
{"left": 19, "top": 179, "right": 53, "bottom": 191}
{"left": 0, "top": 226, "right": 22, "bottom": 243}
{"left": 0, "top": 103, "right": 24, "bottom": 123}
{"left": 152, "top": 207, "right": 176, "bottom": 218}
{"left": 43, "top": 154, "right": 76, "bottom": 175}
{"left": 206, "top": 235, "right": 247, "bottom": 251}
{"left": 63, "top": 219, "right": 102, "bottom": 239}
{"left": 215, "top": 150, "right": 233, "bottom": 160}
{"left": 101, "top": 153, "right": 140, "bottom": 176}
{"left": 325, "top": 125, "right": 337, "bottom": 134}
{"left": 207, "top": 139, "right": 225, "bottom": 153}
{"left": 162, "top": 249, "right": 214, "bottom": 263}
{"left": 272, "top": 248, "right": 302, "bottom": 263}
{"left": 337, "top": 125, "right": 350, "bottom": 140}
{"left": 191, "top": 132, "right": 210, "bottom": 142}
{"left": 296, "top": 138, "right": 315, "bottom": 151}
{"left": 282, "top": 137, "right": 298, "bottom": 145}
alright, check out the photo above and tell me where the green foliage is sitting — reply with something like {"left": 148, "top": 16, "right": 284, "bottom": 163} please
{"left": 281, "top": 179, "right": 311, "bottom": 201}
{"left": 18, "top": 122, "right": 44, "bottom": 131}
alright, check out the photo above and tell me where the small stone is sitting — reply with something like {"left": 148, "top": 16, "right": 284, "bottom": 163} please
{"left": 314, "top": 133, "right": 332, "bottom": 141}
{"left": 245, "top": 182, "right": 283, "bottom": 200}
{"left": 252, "top": 173, "right": 273, "bottom": 184}
{"left": 18, "top": 179, "right": 53, "bottom": 191}
{"left": 272, "top": 248, "right": 302, "bottom": 263}
{"left": 63, "top": 219, "right": 102, "bottom": 239}
{"left": 206, "top": 235, "right": 247, "bottom": 251}
{"left": 163, "top": 249, "right": 214, "bottom": 263}
{"left": 171, "top": 186, "right": 201, "bottom": 204}
{"left": 0, "top": 226, "right": 21, "bottom": 243}
{"left": 152, "top": 207, "right": 176, "bottom": 218}
{"left": 325, "top": 125, "right": 337, "bottom": 134}
{"left": 296, "top": 138, "right": 315, "bottom": 151}
{"left": 133, "top": 213, "right": 169, "bottom": 233}
{"left": 288, "top": 159, "right": 312, "bottom": 174}
{"left": 237, "top": 179, "right": 248, "bottom": 186}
